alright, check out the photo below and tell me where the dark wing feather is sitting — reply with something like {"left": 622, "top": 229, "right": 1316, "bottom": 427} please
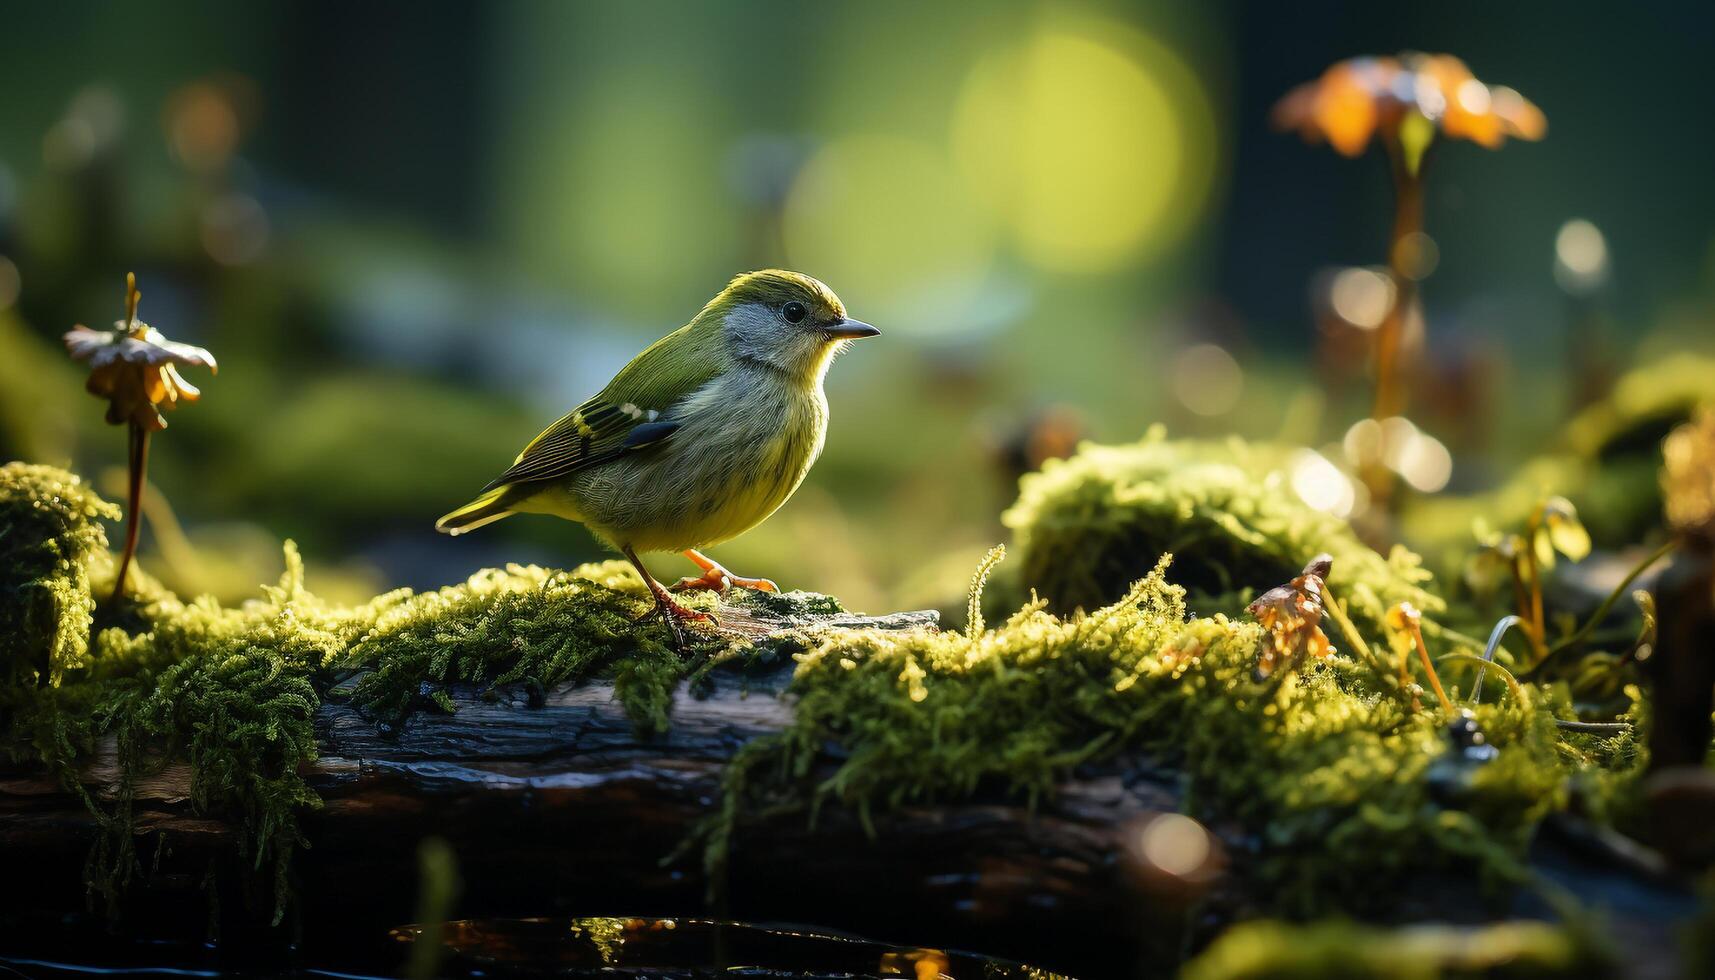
{"left": 481, "top": 398, "right": 634, "bottom": 490}
{"left": 480, "top": 320, "right": 727, "bottom": 491}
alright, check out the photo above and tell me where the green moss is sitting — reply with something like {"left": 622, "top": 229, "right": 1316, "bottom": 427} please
{"left": 336, "top": 561, "right": 713, "bottom": 733}
{"left": 0, "top": 464, "right": 726, "bottom": 922}
{"left": 721, "top": 549, "right": 1611, "bottom": 919}
{"left": 1001, "top": 430, "right": 1445, "bottom": 641}
{"left": 0, "top": 462, "right": 121, "bottom": 687}
{"left": 1180, "top": 919, "right": 1611, "bottom": 979}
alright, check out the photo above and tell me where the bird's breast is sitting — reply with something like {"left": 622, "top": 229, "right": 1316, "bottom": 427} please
{"left": 571, "top": 372, "right": 830, "bottom": 551}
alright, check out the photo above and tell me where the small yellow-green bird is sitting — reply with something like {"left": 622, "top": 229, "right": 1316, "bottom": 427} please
{"left": 437, "top": 270, "right": 878, "bottom": 634}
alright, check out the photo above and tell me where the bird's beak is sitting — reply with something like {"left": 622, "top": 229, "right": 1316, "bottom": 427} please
{"left": 824, "top": 318, "right": 880, "bottom": 340}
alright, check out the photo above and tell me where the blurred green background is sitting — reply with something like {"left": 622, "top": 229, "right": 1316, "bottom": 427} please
{"left": 2, "top": 1, "right": 1712, "bottom": 611}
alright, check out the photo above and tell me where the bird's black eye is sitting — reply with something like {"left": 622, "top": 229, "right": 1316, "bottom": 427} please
{"left": 782, "top": 301, "right": 808, "bottom": 324}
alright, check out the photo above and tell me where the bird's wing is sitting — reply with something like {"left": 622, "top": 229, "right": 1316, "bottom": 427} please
{"left": 482, "top": 323, "right": 726, "bottom": 490}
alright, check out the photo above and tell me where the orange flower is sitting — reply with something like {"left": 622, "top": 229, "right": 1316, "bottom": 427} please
{"left": 1247, "top": 555, "right": 1336, "bottom": 680}
{"left": 64, "top": 273, "right": 217, "bottom": 431}
{"left": 1273, "top": 53, "right": 1545, "bottom": 157}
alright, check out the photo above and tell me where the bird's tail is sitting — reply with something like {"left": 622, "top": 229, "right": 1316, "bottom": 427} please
{"left": 436, "top": 486, "right": 519, "bottom": 536}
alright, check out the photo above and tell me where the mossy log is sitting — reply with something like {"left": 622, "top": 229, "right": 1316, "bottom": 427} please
{"left": 0, "top": 604, "right": 1170, "bottom": 977}
{"left": 0, "top": 607, "right": 1701, "bottom": 980}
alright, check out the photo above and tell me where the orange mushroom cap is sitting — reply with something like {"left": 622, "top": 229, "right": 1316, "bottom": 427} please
{"left": 1273, "top": 53, "right": 1545, "bottom": 157}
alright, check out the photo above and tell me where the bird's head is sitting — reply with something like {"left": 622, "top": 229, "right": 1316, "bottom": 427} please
{"left": 697, "top": 270, "right": 878, "bottom": 385}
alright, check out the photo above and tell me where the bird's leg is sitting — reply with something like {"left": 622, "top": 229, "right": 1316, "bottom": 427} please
{"left": 622, "top": 546, "right": 713, "bottom": 647}
{"left": 671, "top": 549, "right": 780, "bottom": 593}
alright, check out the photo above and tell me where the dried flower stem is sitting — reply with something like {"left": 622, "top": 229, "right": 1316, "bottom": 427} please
{"left": 1374, "top": 136, "right": 1425, "bottom": 424}
{"left": 1520, "top": 543, "right": 1546, "bottom": 661}
{"left": 110, "top": 421, "right": 149, "bottom": 603}
{"left": 1400, "top": 614, "right": 1454, "bottom": 713}
{"left": 110, "top": 274, "right": 149, "bottom": 604}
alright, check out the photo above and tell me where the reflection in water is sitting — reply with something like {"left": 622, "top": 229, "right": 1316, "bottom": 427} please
{"left": 389, "top": 917, "right": 1071, "bottom": 979}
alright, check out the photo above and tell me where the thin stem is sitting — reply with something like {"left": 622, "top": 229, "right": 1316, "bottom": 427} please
{"left": 1507, "top": 557, "right": 1532, "bottom": 640}
{"left": 1437, "top": 653, "right": 1525, "bottom": 704}
{"left": 1360, "top": 139, "right": 1427, "bottom": 523}
{"left": 1546, "top": 538, "right": 1677, "bottom": 659}
{"left": 1524, "top": 546, "right": 1546, "bottom": 661}
{"left": 1372, "top": 144, "right": 1424, "bottom": 424}
{"left": 110, "top": 422, "right": 149, "bottom": 605}
{"left": 1472, "top": 615, "right": 1525, "bottom": 705}
{"left": 1394, "top": 635, "right": 1420, "bottom": 712}
{"left": 1405, "top": 619, "right": 1454, "bottom": 713}
{"left": 1319, "top": 583, "right": 1381, "bottom": 673}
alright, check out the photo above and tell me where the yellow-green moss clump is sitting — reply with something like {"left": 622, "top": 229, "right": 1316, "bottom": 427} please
{"left": 1001, "top": 431, "right": 1443, "bottom": 641}
{"left": 0, "top": 464, "right": 733, "bottom": 920}
{"left": 0, "top": 463, "right": 121, "bottom": 687}
{"left": 727, "top": 553, "right": 1593, "bottom": 916}
{"left": 1180, "top": 919, "right": 1611, "bottom": 979}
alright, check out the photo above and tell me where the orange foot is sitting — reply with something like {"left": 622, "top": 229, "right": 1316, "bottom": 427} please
{"left": 670, "top": 549, "right": 779, "bottom": 594}
{"left": 643, "top": 581, "right": 716, "bottom": 649}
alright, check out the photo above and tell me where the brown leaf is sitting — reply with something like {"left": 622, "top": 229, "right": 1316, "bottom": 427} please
{"left": 1247, "top": 554, "right": 1336, "bottom": 680}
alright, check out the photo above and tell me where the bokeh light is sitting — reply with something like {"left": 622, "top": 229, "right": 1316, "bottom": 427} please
{"left": 1291, "top": 449, "right": 1357, "bottom": 517}
{"left": 1344, "top": 416, "right": 1452, "bottom": 493}
{"left": 1554, "top": 218, "right": 1610, "bottom": 294}
{"left": 201, "top": 193, "right": 270, "bottom": 266}
{"left": 165, "top": 81, "right": 243, "bottom": 174}
{"left": 41, "top": 87, "right": 124, "bottom": 171}
{"left": 1170, "top": 343, "right": 1244, "bottom": 416}
{"left": 783, "top": 135, "right": 995, "bottom": 331}
{"left": 1328, "top": 267, "right": 1395, "bottom": 329}
{"left": 1138, "top": 813, "right": 1212, "bottom": 878}
{"left": 1394, "top": 427, "right": 1453, "bottom": 493}
{"left": 951, "top": 22, "right": 1217, "bottom": 274}
{"left": 1391, "top": 231, "right": 1439, "bottom": 280}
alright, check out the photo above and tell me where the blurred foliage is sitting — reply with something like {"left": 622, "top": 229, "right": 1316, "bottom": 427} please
{"left": 1403, "top": 354, "right": 1715, "bottom": 576}
{"left": 1180, "top": 919, "right": 1609, "bottom": 979}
